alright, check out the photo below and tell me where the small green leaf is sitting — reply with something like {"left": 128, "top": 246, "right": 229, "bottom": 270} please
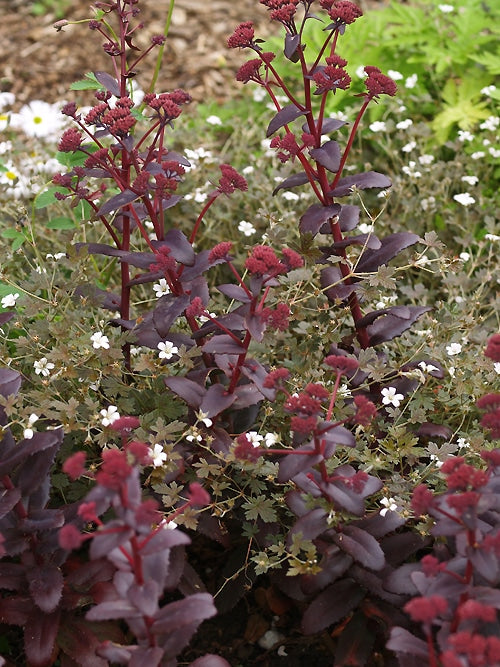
{"left": 46, "top": 217, "right": 77, "bottom": 230}
{"left": 34, "top": 187, "right": 62, "bottom": 209}
{"left": 70, "top": 72, "right": 104, "bottom": 91}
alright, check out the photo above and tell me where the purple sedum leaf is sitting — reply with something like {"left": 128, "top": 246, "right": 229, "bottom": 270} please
{"left": 24, "top": 609, "right": 61, "bottom": 667}
{"left": 164, "top": 376, "right": 206, "bottom": 410}
{"left": 152, "top": 593, "right": 217, "bottom": 655}
{"left": 272, "top": 171, "right": 311, "bottom": 196}
{"left": 284, "top": 33, "right": 301, "bottom": 60}
{"left": 328, "top": 171, "right": 392, "bottom": 197}
{"left": 356, "top": 232, "right": 420, "bottom": 272}
{"left": 200, "top": 384, "right": 237, "bottom": 419}
{"left": 302, "top": 578, "right": 365, "bottom": 634}
{"left": 0, "top": 368, "right": 22, "bottom": 401}
{"left": 299, "top": 203, "right": 341, "bottom": 236}
{"left": 266, "top": 104, "right": 306, "bottom": 137}
{"left": 96, "top": 189, "right": 138, "bottom": 217}
{"left": 309, "top": 140, "right": 341, "bottom": 173}
{"left": 386, "top": 627, "right": 429, "bottom": 658}
{"left": 202, "top": 334, "right": 246, "bottom": 355}
{"left": 27, "top": 564, "right": 64, "bottom": 613}
{"left": 93, "top": 71, "right": 121, "bottom": 96}
{"left": 333, "top": 525, "right": 385, "bottom": 570}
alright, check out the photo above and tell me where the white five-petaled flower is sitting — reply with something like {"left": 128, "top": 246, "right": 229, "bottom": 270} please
{"left": 264, "top": 433, "right": 278, "bottom": 447}
{"left": 1, "top": 293, "right": 19, "bottom": 308}
{"left": 461, "top": 175, "right": 479, "bottom": 186}
{"left": 405, "top": 74, "right": 418, "bottom": 89}
{"left": 100, "top": 405, "right": 120, "bottom": 427}
{"left": 381, "top": 387, "right": 404, "bottom": 408}
{"left": 246, "top": 431, "right": 264, "bottom": 448}
{"left": 387, "top": 70, "right": 404, "bottom": 80}
{"left": 151, "top": 444, "right": 167, "bottom": 467}
{"left": 494, "top": 362, "right": 500, "bottom": 374}
{"left": 206, "top": 115, "right": 222, "bottom": 126}
{"left": 457, "top": 438, "right": 471, "bottom": 449}
{"left": 418, "top": 361, "right": 439, "bottom": 374}
{"left": 34, "top": 357, "right": 55, "bottom": 377}
{"left": 453, "top": 192, "right": 475, "bottom": 207}
{"left": 24, "top": 413, "right": 39, "bottom": 440}
{"left": 438, "top": 4, "right": 454, "bottom": 12}
{"left": 91, "top": 331, "right": 110, "bottom": 350}
{"left": 153, "top": 278, "right": 170, "bottom": 298}
{"left": 396, "top": 119, "right": 413, "bottom": 130}
{"left": 157, "top": 341, "right": 179, "bottom": 360}
{"left": 238, "top": 220, "right": 256, "bottom": 237}
{"left": 446, "top": 342, "right": 462, "bottom": 356}
{"left": 380, "top": 497, "right": 398, "bottom": 516}
{"left": 369, "top": 121, "right": 387, "bottom": 132}
{"left": 196, "top": 411, "right": 213, "bottom": 428}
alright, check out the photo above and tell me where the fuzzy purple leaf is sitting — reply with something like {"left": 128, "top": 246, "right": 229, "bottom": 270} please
{"left": 356, "top": 232, "right": 420, "bottom": 272}
{"left": 159, "top": 229, "right": 196, "bottom": 266}
{"left": 310, "top": 140, "right": 341, "bottom": 173}
{"left": 386, "top": 627, "right": 429, "bottom": 658}
{"left": 0, "top": 368, "right": 22, "bottom": 400}
{"left": 338, "top": 204, "right": 360, "bottom": 232}
{"left": 320, "top": 480, "right": 365, "bottom": 515}
{"left": 333, "top": 525, "right": 385, "bottom": 570}
{"left": 90, "top": 521, "right": 133, "bottom": 560}
{"left": 26, "top": 564, "right": 64, "bottom": 613}
{"left": 93, "top": 71, "right": 121, "bottom": 96}
{"left": 299, "top": 203, "right": 341, "bottom": 236}
{"left": 353, "top": 510, "right": 406, "bottom": 539}
{"left": 24, "top": 609, "right": 61, "bottom": 667}
{"left": 152, "top": 294, "right": 190, "bottom": 338}
{"left": 366, "top": 306, "right": 431, "bottom": 346}
{"left": 266, "top": 104, "right": 306, "bottom": 137}
{"left": 284, "top": 33, "right": 300, "bottom": 60}
{"left": 96, "top": 189, "right": 138, "bottom": 217}
{"left": 384, "top": 563, "right": 422, "bottom": 595}
{"left": 127, "top": 580, "right": 160, "bottom": 617}
{"left": 202, "top": 334, "right": 245, "bottom": 355}
{"left": 328, "top": 171, "right": 392, "bottom": 197}
{"left": 416, "top": 422, "right": 452, "bottom": 439}
{"left": 200, "top": 384, "right": 237, "bottom": 419}
{"left": 164, "top": 376, "right": 206, "bottom": 410}
{"left": 86, "top": 599, "right": 140, "bottom": 621}
{"left": 302, "top": 578, "right": 365, "bottom": 634}
{"left": 278, "top": 447, "right": 323, "bottom": 483}
{"left": 0, "top": 487, "right": 21, "bottom": 519}
{"left": 320, "top": 266, "right": 359, "bottom": 302}
{"left": 245, "top": 312, "right": 266, "bottom": 342}
{"left": 334, "top": 613, "right": 375, "bottom": 666}
{"left": 152, "top": 593, "right": 217, "bottom": 653}
{"left": 287, "top": 509, "right": 328, "bottom": 547}
{"left": 217, "top": 284, "right": 251, "bottom": 303}
{"left": 272, "top": 171, "right": 311, "bottom": 196}
{"left": 140, "top": 525, "right": 190, "bottom": 556}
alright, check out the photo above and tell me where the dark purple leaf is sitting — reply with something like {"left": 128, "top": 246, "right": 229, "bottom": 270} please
{"left": 0, "top": 597, "right": 32, "bottom": 625}
{"left": 0, "top": 563, "right": 26, "bottom": 590}
{"left": 386, "top": 627, "right": 429, "bottom": 658}
{"left": 90, "top": 521, "right": 133, "bottom": 560}
{"left": 328, "top": 171, "right": 392, "bottom": 197}
{"left": 128, "top": 581, "right": 160, "bottom": 617}
{"left": 302, "top": 117, "right": 347, "bottom": 134}
{"left": 96, "top": 189, "right": 138, "bottom": 217}
{"left": 0, "top": 431, "right": 63, "bottom": 477}
{"left": 152, "top": 294, "right": 190, "bottom": 338}
{"left": 302, "top": 578, "right": 365, "bottom": 634}
{"left": 320, "top": 266, "right": 359, "bottom": 302}
{"left": 338, "top": 204, "right": 360, "bottom": 231}
{"left": 384, "top": 563, "right": 422, "bottom": 595}
{"left": 310, "top": 140, "right": 341, "bottom": 173}
{"left": 266, "top": 104, "right": 306, "bottom": 137}
{"left": 160, "top": 229, "right": 196, "bottom": 266}
{"left": 86, "top": 600, "right": 140, "bottom": 621}
{"left": 299, "top": 203, "right": 340, "bottom": 236}
{"left": 94, "top": 71, "right": 121, "bottom": 96}
{"left": 232, "top": 384, "right": 266, "bottom": 410}
{"left": 0, "top": 487, "right": 21, "bottom": 519}
{"left": 24, "top": 609, "right": 61, "bottom": 667}
{"left": 0, "top": 368, "right": 22, "bottom": 400}
{"left": 240, "top": 358, "right": 275, "bottom": 400}
{"left": 287, "top": 509, "right": 328, "bottom": 547}
{"left": 27, "top": 564, "right": 63, "bottom": 613}
{"left": 272, "top": 172, "right": 311, "bottom": 195}
{"left": 245, "top": 312, "right": 266, "bottom": 342}
{"left": 164, "top": 376, "right": 206, "bottom": 410}
{"left": 381, "top": 532, "right": 429, "bottom": 568}
{"left": 366, "top": 306, "right": 431, "bottom": 346}
{"left": 278, "top": 447, "right": 322, "bottom": 483}
{"left": 333, "top": 525, "right": 385, "bottom": 570}
{"left": 416, "top": 422, "right": 452, "bottom": 439}
{"left": 473, "top": 586, "right": 500, "bottom": 608}
{"left": 152, "top": 593, "right": 217, "bottom": 654}
{"left": 326, "top": 232, "right": 381, "bottom": 251}
{"left": 202, "top": 334, "right": 245, "bottom": 355}
{"left": 468, "top": 547, "right": 499, "bottom": 584}
{"left": 284, "top": 33, "right": 300, "bottom": 60}
{"left": 334, "top": 613, "right": 375, "bottom": 666}
{"left": 320, "top": 424, "right": 356, "bottom": 448}
{"left": 319, "top": 481, "right": 365, "bottom": 515}
{"left": 355, "top": 232, "right": 420, "bottom": 272}
{"left": 56, "top": 618, "right": 113, "bottom": 667}
{"left": 0, "top": 312, "right": 14, "bottom": 326}
{"left": 352, "top": 510, "right": 406, "bottom": 539}
{"left": 190, "top": 655, "right": 232, "bottom": 667}
{"left": 17, "top": 438, "right": 61, "bottom": 497}
{"left": 140, "top": 525, "right": 190, "bottom": 556}
{"left": 200, "top": 384, "right": 237, "bottom": 419}
{"left": 300, "top": 550, "right": 353, "bottom": 596}
{"left": 217, "top": 284, "right": 251, "bottom": 302}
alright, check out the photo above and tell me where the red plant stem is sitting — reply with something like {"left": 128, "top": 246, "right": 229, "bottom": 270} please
{"left": 189, "top": 194, "right": 219, "bottom": 244}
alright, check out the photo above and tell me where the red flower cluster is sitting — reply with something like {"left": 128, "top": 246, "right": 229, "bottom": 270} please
{"left": 411, "top": 483, "right": 434, "bottom": 516}
{"left": 445, "top": 632, "right": 500, "bottom": 666}
{"left": 227, "top": 21, "right": 255, "bottom": 49}
{"left": 404, "top": 595, "right": 448, "bottom": 623}
{"left": 144, "top": 90, "right": 190, "bottom": 123}
{"left": 313, "top": 56, "right": 351, "bottom": 95}
{"left": 84, "top": 147, "right": 110, "bottom": 169}
{"left": 263, "top": 367, "right": 290, "bottom": 389}
{"left": 84, "top": 102, "right": 109, "bottom": 126}
{"left": 364, "top": 66, "right": 397, "bottom": 98}
{"left": 353, "top": 394, "right": 377, "bottom": 426}
{"left": 149, "top": 246, "right": 176, "bottom": 275}
{"left": 245, "top": 246, "right": 302, "bottom": 277}
{"left": 101, "top": 101, "right": 136, "bottom": 137}
{"left": 185, "top": 296, "right": 206, "bottom": 319}
{"left": 477, "top": 393, "right": 500, "bottom": 439}
{"left": 95, "top": 449, "right": 132, "bottom": 491}
{"left": 262, "top": 302, "right": 290, "bottom": 331}
{"left": 209, "top": 241, "right": 234, "bottom": 263}
{"left": 58, "top": 128, "right": 83, "bottom": 152}
{"left": 270, "top": 132, "right": 301, "bottom": 163}
{"left": 325, "top": 0, "right": 363, "bottom": 25}
{"left": 217, "top": 164, "right": 248, "bottom": 195}
{"left": 324, "top": 354, "right": 359, "bottom": 375}
{"left": 269, "top": 3, "right": 299, "bottom": 24}
{"left": 485, "top": 333, "right": 500, "bottom": 362}
{"left": 234, "top": 433, "right": 262, "bottom": 462}
{"left": 440, "top": 457, "right": 489, "bottom": 491}
{"left": 62, "top": 451, "right": 87, "bottom": 481}
{"left": 236, "top": 59, "right": 264, "bottom": 84}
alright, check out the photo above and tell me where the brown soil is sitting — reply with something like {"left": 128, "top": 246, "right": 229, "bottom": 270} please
{"left": 0, "top": 0, "right": 275, "bottom": 107}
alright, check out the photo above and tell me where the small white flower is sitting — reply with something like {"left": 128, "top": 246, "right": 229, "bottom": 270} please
{"left": 157, "top": 341, "right": 179, "bottom": 360}
{"left": 459, "top": 252, "right": 471, "bottom": 262}
{"left": 130, "top": 346, "right": 142, "bottom": 356}
{"left": 494, "top": 362, "right": 500, "bottom": 374}
{"left": 0, "top": 92, "right": 15, "bottom": 111}
{"left": 252, "top": 87, "right": 266, "bottom": 102}
{"left": 151, "top": 443, "right": 167, "bottom": 467}
{"left": 381, "top": 387, "right": 404, "bottom": 408}
{"left": 438, "top": 3, "right": 454, "bottom": 11}
{"left": 461, "top": 175, "right": 478, "bottom": 186}
{"left": 358, "top": 223, "right": 374, "bottom": 234}
{"left": 457, "top": 130, "right": 474, "bottom": 142}
{"left": 402, "top": 141, "right": 417, "bottom": 153}
{"left": 453, "top": 192, "right": 475, "bottom": 206}
{"left": 446, "top": 342, "right": 462, "bottom": 356}
{"left": 45, "top": 252, "right": 66, "bottom": 261}
{"left": 281, "top": 191, "right": 299, "bottom": 202}
{"left": 418, "top": 154, "right": 434, "bottom": 165}
{"left": 485, "top": 233, "right": 500, "bottom": 241}
{"left": 1, "top": 293, "right": 19, "bottom": 308}
{"left": 90, "top": 331, "right": 110, "bottom": 350}
{"left": 448, "top": 366, "right": 456, "bottom": 377}
{"left": 396, "top": 119, "right": 413, "bottom": 130}
{"left": 421, "top": 196, "right": 436, "bottom": 211}
{"left": 356, "top": 65, "right": 367, "bottom": 78}
{"left": 415, "top": 254, "right": 430, "bottom": 266}
{"left": 153, "top": 278, "right": 170, "bottom": 298}
{"left": 405, "top": 74, "right": 418, "bottom": 89}
{"left": 197, "top": 411, "right": 213, "bottom": 428}
{"left": 418, "top": 361, "right": 439, "bottom": 374}
{"left": 246, "top": 431, "right": 264, "bottom": 448}
{"left": 238, "top": 220, "right": 256, "bottom": 237}
{"left": 34, "top": 357, "right": 55, "bottom": 377}
{"left": 264, "top": 433, "right": 278, "bottom": 447}
{"left": 402, "top": 161, "right": 422, "bottom": 178}
{"left": 480, "top": 85, "right": 496, "bottom": 97}
{"left": 242, "top": 165, "right": 254, "bottom": 175}
{"left": 369, "top": 121, "right": 387, "bottom": 132}
{"left": 488, "top": 147, "right": 500, "bottom": 159}
{"left": 387, "top": 70, "right": 404, "bottom": 80}
{"left": 100, "top": 405, "right": 120, "bottom": 427}
{"left": 457, "top": 437, "right": 471, "bottom": 449}
{"left": 471, "top": 151, "right": 485, "bottom": 160}
{"left": 380, "top": 497, "right": 398, "bottom": 516}
{"left": 206, "top": 115, "right": 222, "bottom": 126}
{"left": 429, "top": 454, "right": 444, "bottom": 468}
{"left": 479, "top": 116, "right": 499, "bottom": 131}
{"left": 23, "top": 413, "right": 39, "bottom": 440}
